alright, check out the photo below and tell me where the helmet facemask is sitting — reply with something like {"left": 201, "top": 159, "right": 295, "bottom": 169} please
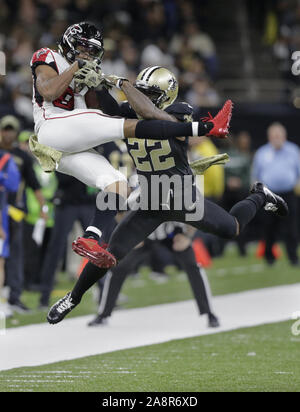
{"left": 74, "top": 38, "right": 104, "bottom": 63}
{"left": 135, "top": 81, "right": 168, "bottom": 109}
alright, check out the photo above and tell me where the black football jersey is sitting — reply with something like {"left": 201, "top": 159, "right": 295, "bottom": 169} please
{"left": 120, "top": 101, "right": 196, "bottom": 210}
{"left": 120, "top": 101, "right": 193, "bottom": 178}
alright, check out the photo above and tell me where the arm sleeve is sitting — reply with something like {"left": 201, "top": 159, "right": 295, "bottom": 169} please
{"left": 23, "top": 154, "right": 41, "bottom": 191}
{"left": 96, "top": 88, "right": 122, "bottom": 116}
{"left": 119, "top": 102, "right": 137, "bottom": 119}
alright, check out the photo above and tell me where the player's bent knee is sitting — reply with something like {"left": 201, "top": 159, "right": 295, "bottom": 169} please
{"left": 104, "top": 180, "right": 129, "bottom": 199}
{"left": 96, "top": 171, "right": 127, "bottom": 192}
{"left": 217, "top": 224, "right": 238, "bottom": 240}
{"left": 235, "top": 219, "right": 240, "bottom": 237}
{"left": 218, "top": 217, "right": 239, "bottom": 240}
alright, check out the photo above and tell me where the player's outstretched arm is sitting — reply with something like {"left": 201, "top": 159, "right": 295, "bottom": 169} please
{"left": 123, "top": 99, "right": 232, "bottom": 140}
{"left": 36, "top": 62, "right": 79, "bottom": 102}
{"left": 123, "top": 118, "right": 210, "bottom": 140}
{"left": 120, "top": 81, "right": 176, "bottom": 122}
{"left": 102, "top": 74, "right": 177, "bottom": 122}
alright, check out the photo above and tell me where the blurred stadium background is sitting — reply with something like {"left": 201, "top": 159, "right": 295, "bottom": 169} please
{"left": 2, "top": 0, "right": 300, "bottom": 142}
{"left": 0, "top": 0, "right": 300, "bottom": 392}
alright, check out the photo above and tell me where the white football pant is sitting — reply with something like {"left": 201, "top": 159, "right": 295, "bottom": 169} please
{"left": 37, "top": 109, "right": 127, "bottom": 190}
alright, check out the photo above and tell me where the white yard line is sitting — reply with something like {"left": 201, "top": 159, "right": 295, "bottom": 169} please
{"left": 0, "top": 283, "right": 299, "bottom": 372}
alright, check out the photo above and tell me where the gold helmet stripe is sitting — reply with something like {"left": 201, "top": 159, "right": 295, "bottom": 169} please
{"left": 141, "top": 66, "right": 162, "bottom": 82}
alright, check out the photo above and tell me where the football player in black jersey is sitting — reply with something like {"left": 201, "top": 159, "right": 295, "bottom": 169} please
{"left": 47, "top": 67, "right": 288, "bottom": 324}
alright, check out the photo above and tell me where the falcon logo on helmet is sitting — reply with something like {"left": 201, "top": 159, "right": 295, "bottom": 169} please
{"left": 58, "top": 21, "right": 104, "bottom": 64}
{"left": 67, "top": 24, "right": 83, "bottom": 36}
{"left": 135, "top": 66, "right": 179, "bottom": 110}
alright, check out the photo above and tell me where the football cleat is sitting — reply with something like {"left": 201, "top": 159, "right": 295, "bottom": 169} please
{"left": 208, "top": 313, "right": 220, "bottom": 328}
{"left": 202, "top": 99, "right": 233, "bottom": 138}
{"left": 47, "top": 292, "right": 77, "bottom": 324}
{"left": 72, "top": 237, "right": 117, "bottom": 268}
{"left": 87, "top": 314, "right": 108, "bottom": 327}
{"left": 9, "top": 300, "right": 31, "bottom": 314}
{"left": 251, "top": 182, "right": 289, "bottom": 217}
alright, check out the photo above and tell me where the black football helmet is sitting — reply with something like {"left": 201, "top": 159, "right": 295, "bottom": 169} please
{"left": 58, "top": 22, "right": 104, "bottom": 64}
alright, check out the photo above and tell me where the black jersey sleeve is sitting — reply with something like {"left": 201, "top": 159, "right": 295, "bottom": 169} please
{"left": 96, "top": 88, "right": 122, "bottom": 116}
{"left": 119, "top": 102, "right": 138, "bottom": 119}
{"left": 23, "top": 152, "right": 41, "bottom": 191}
{"left": 165, "top": 102, "right": 194, "bottom": 123}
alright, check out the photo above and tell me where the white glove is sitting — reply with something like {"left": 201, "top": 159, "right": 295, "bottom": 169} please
{"left": 101, "top": 74, "right": 128, "bottom": 89}
{"left": 74, "top": 60, "right": 104, "bottom": 89}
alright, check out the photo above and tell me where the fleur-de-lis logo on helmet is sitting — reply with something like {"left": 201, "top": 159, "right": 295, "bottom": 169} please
{"left": 168, "top": 77, "right": 178, "bottom": 91}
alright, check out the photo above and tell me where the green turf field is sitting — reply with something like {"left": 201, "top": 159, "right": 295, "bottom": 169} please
{"left": 6, "top": 244, "right": 300, "bottom": 329}
{"left": 2, "top": 244, "right": 300, "bottom": 392}
{"left": 1, "top": 320, "right": 299, "bottom": 392}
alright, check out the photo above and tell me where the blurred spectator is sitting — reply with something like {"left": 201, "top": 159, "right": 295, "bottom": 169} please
{"left": 0, "top": 0, "right": 218, "bottom": 125}
{"left": 185, "top": 77, "right": 220, "bottom": 108}
{"left": 101, "top": 38, "right": 129, "bottom": 78}
{"left": 264, "top": 0, "right": 300, "bottom": 85}
{"left": 141, "top": 43, "right": 175, "bottom": 71}
{"left": 170, "top": 20, "right": 218, "bottom": 79}
{"left": 18, "top": 131, "right": 57, "bottom": 290}
{"left": 222, "top": 131, "right": 252, "bottom": 255}
{"left": 190, "top": 137, "right": 225, "bottom": 200}
{"left": 0, "top": 115, "right": 47, "bottom": 312}
{"left": 131, "top": 0, "right": 168, "bottom": 43}
{"left": 38, "top": 173, "right": 96, "bottom": 308}
{"left": 189, "top": 137, "right": 225, "bottom": 256}
{"left": 0, "top": 147, "right": 20, "bottom": 318}
{"left": 252, "top": 122, "right": 300, "bottom": 265}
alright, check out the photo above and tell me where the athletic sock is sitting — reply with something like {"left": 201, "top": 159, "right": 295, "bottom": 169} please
{"left": 84, "top": 193, "right": 127, "bottom": 241}
{"left": 71, "top": 262, "right": 108, "bottom": 303}
{"left": 84, "top": 209, "right": 117, "bottom": 241}
{"left": 84, "top": 226, "right": 103, "bottom": 241}
{"left": 135, "top": 119, "right": 213, "bottom": 140}
{"left": 229, "top": 193, "right": 265, "bottom": 232}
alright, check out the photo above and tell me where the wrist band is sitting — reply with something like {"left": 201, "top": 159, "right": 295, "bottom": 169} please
{"left": 42, "top": 205, "right": 49, "bottom": 213}
{"left": 192, "top": 122, "right": 199, "bottom": 137}
{"left": 116, "top": 78, "right": 128, "bottom": 89}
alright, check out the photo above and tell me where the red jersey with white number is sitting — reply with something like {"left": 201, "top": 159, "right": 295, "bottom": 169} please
{"left": 30, "top": 48, "right": 88, "bottom": 133}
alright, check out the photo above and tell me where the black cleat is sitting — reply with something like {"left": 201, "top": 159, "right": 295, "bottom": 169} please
{"left": 251, "top": 182, "right": 289, "bottom": 217}
{"left": 87, "top": 314, "right": 108, "bottom": 327}
{"left": 208, "top": 313, "right": 220, "bottom": 328}
{"left": 9, "top": 300, "right": 31, "bottom": 314}
{"left": 47, "top": 292, "right": 77, "bottom": 324}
